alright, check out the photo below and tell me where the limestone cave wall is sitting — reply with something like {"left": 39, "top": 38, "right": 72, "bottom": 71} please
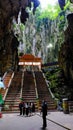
{"left": 59, "top": 13, "right": 73, "bottom": 85}
{"left": 0, "top": 0, "right": 39, "bottom": 75}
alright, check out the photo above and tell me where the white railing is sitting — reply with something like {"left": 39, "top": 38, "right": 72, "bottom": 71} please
{"left": 20, "top": 70, "right": 24, "bottom": 99}
{"left": 3, "top": 72, "right": 7, "bottom": 80}
{"left": 3, "top": 72, "right": 14, "bottom": 101}
{"left": 42, "top": 71, "right": 55, "bottom": 99}
{"left": 32, "top": 71, "right": 39, "bottom": 100}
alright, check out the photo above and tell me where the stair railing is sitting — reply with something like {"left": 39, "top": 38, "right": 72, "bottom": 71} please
{"left": 20, "top": 70, "right": 24, "bottom": 99}
{"left": 42, "top": 71, "right": 55, "bottom": 99}
{"left": 32, "top": 71, "right": 38, "bottom": 99}
{"left": 32, "top": 71, "right": 40, "bottom": 110}
{"left": 3, "top": 71, "right": 7, "bottom": 80}
{"left": 3, "top": 72, "right": 14, "bottom": 101}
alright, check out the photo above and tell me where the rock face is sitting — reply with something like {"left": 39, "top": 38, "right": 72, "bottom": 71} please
{"left": 0, "top": 0, "right": 39, "bottom": 75}
{"left": 59, "top": 13, "right": 73, "bottom": 87}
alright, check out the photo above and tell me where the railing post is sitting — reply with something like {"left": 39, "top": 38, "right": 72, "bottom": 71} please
{"left": 20, "top": 70, "right": 24, "bottom": 99}
{"left": 32, "top": 71, "right": 39, "bottom": 111}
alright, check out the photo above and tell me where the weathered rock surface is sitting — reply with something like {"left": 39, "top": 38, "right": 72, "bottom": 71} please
{"left": 0, "top": 0, "right": 39, "bottom": 74}
{"left": 59, "top": 13, "right": 73, "bottom": 80}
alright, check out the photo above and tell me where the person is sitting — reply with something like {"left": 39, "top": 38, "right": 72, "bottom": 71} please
{"left": 32, "top": 103, "right": 35, "bottom": 115}
{"left": 25, "top": 102, "right": 29, "bottom": 116}
{"left": 57, "top": 99, "right": 63, "bottom": 111}
{"left": 23, "top": 102, "right": 25, "bottom": 115}
{"left": 28, "top": 102, "right": 32, "bottom": 116}
{"left": 41, "top": 100, "right": 47, "bottom": 129}
{"left": 19, "top": 101, "right": 23, "bottom": 115}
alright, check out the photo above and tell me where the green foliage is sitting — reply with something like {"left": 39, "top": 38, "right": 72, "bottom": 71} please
{"left": 64, "top": 1, "right": 70, "bottom": 11}
{"left": 44, "top": 66, "right": 73, "bottom": 100}
{"left": 19, "top": 23, "right": 25, "bottom": 31}
{"left": 37, "top": 4, "right": 61, "bottom": 20}
{"left": 44, "top": 67, "right": 65, "bottom": 99}
{"left": 36, "top": 1, "right": 71, "bottom": 21}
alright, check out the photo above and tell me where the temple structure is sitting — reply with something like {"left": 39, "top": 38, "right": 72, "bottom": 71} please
{"left": 19, "top": 54, "right": 42, "bottom": 70}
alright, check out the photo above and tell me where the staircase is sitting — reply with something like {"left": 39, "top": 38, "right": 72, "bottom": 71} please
{"left": 0, "top": 71, "right": 13, "bottom": 99}
{"left": 22, "top": 71, "right": 37, "bottom": 107}
{"left": 34, "top": 71, "right": 56, "bottom": 110}
{"left": 2, "top": 70, "right": 56, "bottom": 113}
{"left": 3, "top": 71, "right": 22, "bottom": 113}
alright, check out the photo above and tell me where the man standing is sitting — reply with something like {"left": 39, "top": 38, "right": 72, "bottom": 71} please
{"left": 41, "top": 100, "right": 47, "bottom": 129}
{"left": 19, "top": 100, "right": 23, "bottom": 115}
